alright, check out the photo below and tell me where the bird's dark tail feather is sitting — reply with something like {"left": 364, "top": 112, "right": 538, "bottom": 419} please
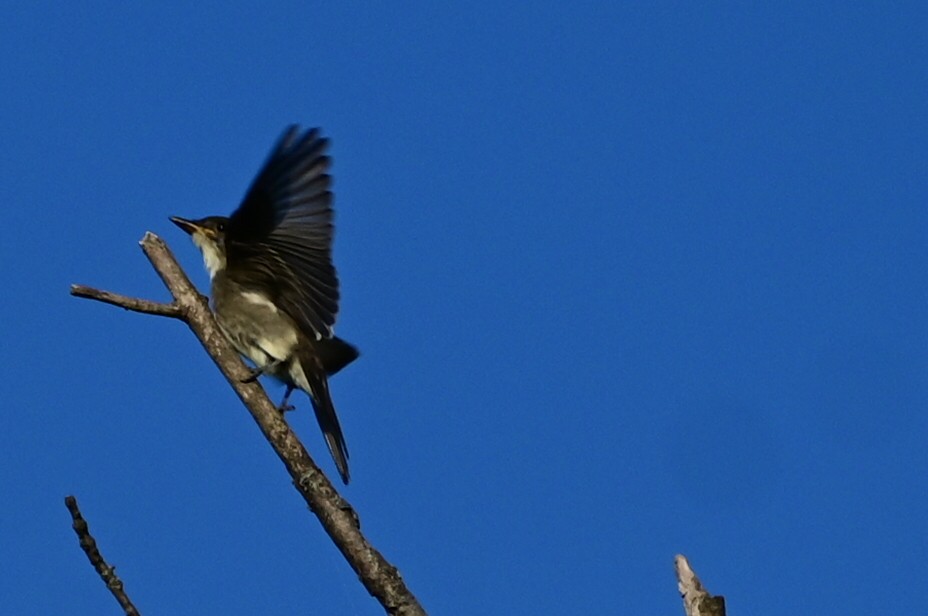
{"left": 317, "top": 336, "right": 359, "bottom": 376}
{"left": 296, "top": 349, "right": 350, "bottom": 484}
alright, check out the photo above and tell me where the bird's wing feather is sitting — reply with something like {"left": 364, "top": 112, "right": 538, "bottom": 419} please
{"left": 225, "top": 126, "right": 340, "bottom": 339}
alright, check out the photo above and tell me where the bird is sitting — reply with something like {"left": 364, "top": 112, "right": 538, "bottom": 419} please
{"left": 170, "top": 125, "right": 358, "bottom": 484}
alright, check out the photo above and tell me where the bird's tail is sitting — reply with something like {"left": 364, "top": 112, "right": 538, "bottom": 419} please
{"left": 291, "top": 348, "right": 350, "bottom": 484}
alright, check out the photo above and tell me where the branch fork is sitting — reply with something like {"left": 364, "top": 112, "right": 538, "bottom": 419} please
{"left": 70, "top": 232, "right": 425, "bottom": 616}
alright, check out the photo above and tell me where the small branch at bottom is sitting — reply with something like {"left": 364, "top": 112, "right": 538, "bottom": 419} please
{"left": 675, "top": 554, "right": 725, "bottom": 616}
{"left": 65, "top": 495, "right": 142, "bottom": 616}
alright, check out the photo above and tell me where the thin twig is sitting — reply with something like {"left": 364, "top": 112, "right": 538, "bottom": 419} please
{"left": 675, "top": 555, "right": 726, "bottom": 616}
{"left": 71, "top": 232, "right": 426, "bottom": 616}
{"left": 64, "top": 496, "right": 141, "bottom": 616}
{"left": 70, "top": 284, "right": 182, "bottom": 318}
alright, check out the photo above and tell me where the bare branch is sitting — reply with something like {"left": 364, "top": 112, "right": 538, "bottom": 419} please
{"left": 72, "top": 232, "right": 426, "bottom": 616}
{"left": 65, "top": 496, "right": 142, "bottom": 616}
{"left": 675, "top": 555, "right": 726, "bottom": 616}
{"left": 70, "top": 284, "right": 182, "bottom": 318}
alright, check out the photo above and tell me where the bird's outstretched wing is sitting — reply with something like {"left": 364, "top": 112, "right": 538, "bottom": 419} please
{"left": 225, "top": 126, "right": 339, "bottom": 339}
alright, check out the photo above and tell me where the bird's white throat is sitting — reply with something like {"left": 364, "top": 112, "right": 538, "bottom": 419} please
{"left": 192, "top": 233, "right": 226, "bottom": 279}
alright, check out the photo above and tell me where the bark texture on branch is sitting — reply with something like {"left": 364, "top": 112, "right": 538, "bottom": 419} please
{"left": 65, "top": 496, "right": 141, "bottom": 616}
{"left": 70, "top": 285, "right": 182, "bottom": 317}
{"left": 71, "top": 232, "right": 426, "bottom": 616}
{"left": 675, "top": 555, "right": 726, "bottom": 616}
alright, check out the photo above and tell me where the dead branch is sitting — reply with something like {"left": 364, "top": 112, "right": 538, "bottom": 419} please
{"left": 71, "top": 232, "right": 425, "bottom": 616}
{"left": 675, "top": 555, "right": 726, "bottom": 616}
{"left": 70, "top": 285, "right": 182, "bottom": 318}
{"left": 64, "top": 495, "right": 141, "bottom": 616}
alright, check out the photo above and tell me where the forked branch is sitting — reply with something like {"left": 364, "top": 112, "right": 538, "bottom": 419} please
{"left": 70, "top": 232, "right": 425, "bottom": 616}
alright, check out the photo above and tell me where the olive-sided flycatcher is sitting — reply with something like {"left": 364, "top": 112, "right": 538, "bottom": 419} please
{"left": 170, "top": 126, "right": 358, "bottom": 484}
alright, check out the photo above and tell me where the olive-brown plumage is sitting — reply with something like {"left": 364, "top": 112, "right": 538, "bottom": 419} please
{"left": 171, "top": 126, "right": 357, "bottom": 484}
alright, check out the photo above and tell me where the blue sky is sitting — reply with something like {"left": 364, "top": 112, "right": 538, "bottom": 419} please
{"left": 2, "top": 2, "right": 925, "bottom": 614}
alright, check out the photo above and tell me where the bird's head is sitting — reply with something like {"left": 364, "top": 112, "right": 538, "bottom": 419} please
{"left": 170, "top": 215, "right": 230, "bottom": 279}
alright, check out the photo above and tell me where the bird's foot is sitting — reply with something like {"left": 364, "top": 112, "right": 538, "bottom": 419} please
{"left": 277, "top": 385, "right": 296, "bottom": 413}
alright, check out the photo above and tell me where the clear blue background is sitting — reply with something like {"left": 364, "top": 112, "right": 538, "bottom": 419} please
{"left": 2, "top": 2, "right": 925, "bottom": 614}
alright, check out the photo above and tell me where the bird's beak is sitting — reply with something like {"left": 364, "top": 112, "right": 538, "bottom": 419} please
{"left": 170, "top": 216, "right": 199, "bottom": 236}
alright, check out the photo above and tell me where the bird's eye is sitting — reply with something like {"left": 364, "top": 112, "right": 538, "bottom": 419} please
{"left": 218, "top": 223, "right": 225, "bottom": 232}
